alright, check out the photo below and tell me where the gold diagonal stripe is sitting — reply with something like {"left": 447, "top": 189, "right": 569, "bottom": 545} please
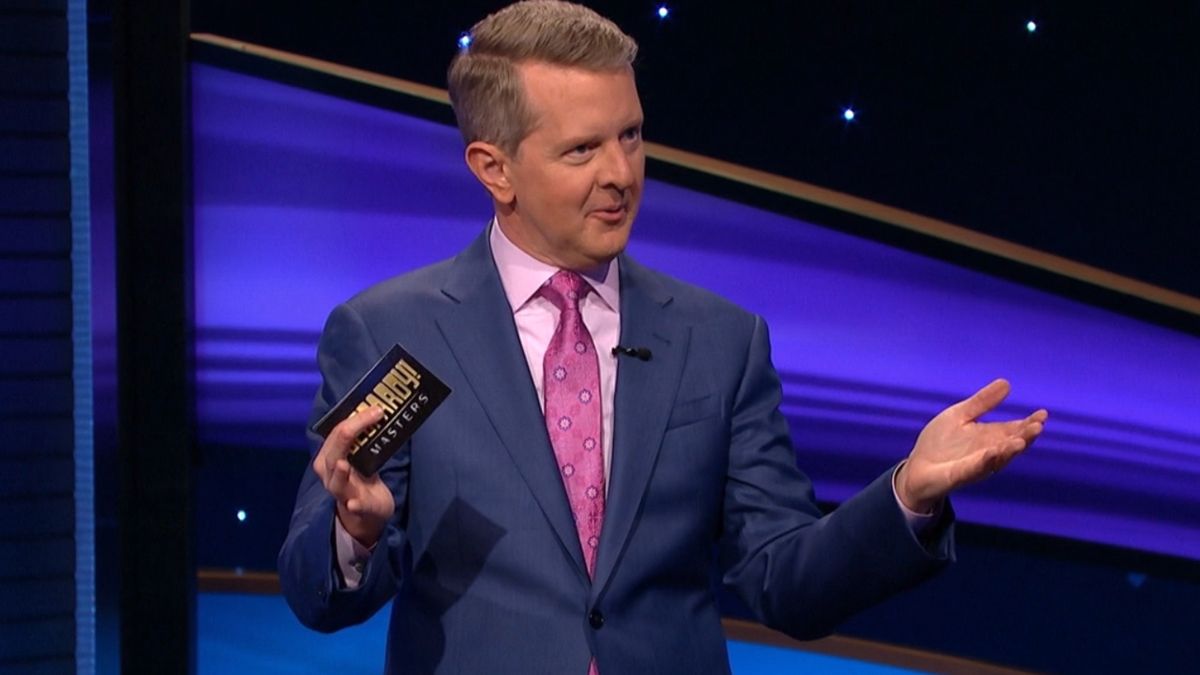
{"left": 190, "top": 32, "right": 1200, "bottom": 319}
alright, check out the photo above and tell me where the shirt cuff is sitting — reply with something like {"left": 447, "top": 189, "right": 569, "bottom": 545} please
{"left": 892, "top": 462, "right": 941, "bottom": 536}
{"left": 333, "top": 515, "right": 375, "bottom": 589}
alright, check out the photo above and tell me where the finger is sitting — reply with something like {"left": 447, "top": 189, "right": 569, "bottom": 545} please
{"left": 1020, "top": 419, "right": 1045, "bottom": 441}
{"left": 335, "top": 405, "right": 386, "bottom": 450}
{"left": 998, "top": 430, "right": 1036, "bottom": 463}
{"left": 347, "top": 489, "right": 391, "bottom": 517}
{"left": 312, "top": 452, "right": 328, "bottom": 482}
{"left": 976, "top": 441, "right": 1023, "bottom": 480}
{"left": 315, "top": 409, "right": 372, "bottom": 479}
{"left": 323, "top": 406, "right": 385, "bottom": 473}
{"left": 947, "top": 449, "right": 1004, "bottom": 487}
{"left": 1003, "top": 412, "right": 1046, "bottom": 444}
{"left": 954, "top": 378, "right": 1011, "bottom": 422}
{"left": 1000, "top": 439, "right": 1027, "bottom": 464}
{"left": 1005, "top": 434, "right": 1029, "bottom": 454}
{"left": 982, "top": 453, "right": 1014, "bottom": 479}
{"left": 994, "top": 413, "right": 1046, "bottom": 439}
{"left": 327, "top": 458, "right": 353, "bottom": 500}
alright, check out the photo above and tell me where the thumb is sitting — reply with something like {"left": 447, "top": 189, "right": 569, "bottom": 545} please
{"left": 954, "top": 378, "right": 1011, "bottom": 422}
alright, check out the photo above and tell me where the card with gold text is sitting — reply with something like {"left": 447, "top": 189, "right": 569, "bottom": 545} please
{"left": 311, "top": 344, "right": 451, "bottom": 475}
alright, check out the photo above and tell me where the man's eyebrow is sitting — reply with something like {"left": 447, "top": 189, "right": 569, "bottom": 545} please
{"left": 557, "top": 132, "right": 601, "bottom": 149}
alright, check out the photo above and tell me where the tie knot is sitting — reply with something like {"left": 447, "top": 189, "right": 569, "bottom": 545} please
{"left": 539, "top": 270, "right": 590, "bottom": 312}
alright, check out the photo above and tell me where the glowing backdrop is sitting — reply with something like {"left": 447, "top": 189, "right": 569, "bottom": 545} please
{"left": 192, "top": 63, "right": 1200, "bottom": 562}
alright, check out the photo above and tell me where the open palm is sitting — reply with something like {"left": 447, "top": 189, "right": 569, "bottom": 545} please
{"left": 898, "top": 379, "right": 1048, "bottom": 513}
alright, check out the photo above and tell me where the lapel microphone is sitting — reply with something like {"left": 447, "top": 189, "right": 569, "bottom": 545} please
{"left": 611, "top": 345, "right": 652, "bottom": 361}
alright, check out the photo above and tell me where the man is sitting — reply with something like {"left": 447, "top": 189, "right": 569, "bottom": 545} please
{"left": 279, "top": 2, "right": 1048, "bottom": 673}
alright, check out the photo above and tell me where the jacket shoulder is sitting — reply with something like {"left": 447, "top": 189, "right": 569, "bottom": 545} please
{"left": 625, "top": 256, "right": 758, "bottom": 328}
{"left": 343, "top": 256, "right": 457, "bottom": 317}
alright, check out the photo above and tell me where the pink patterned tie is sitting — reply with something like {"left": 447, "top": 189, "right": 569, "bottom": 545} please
{"left": 540, "top": 270, "right": 606, "bottom": 580}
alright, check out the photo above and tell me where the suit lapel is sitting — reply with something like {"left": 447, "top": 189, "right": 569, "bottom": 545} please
{"left": 592, "top": 255, "right": 689, "bottom": 595}
{"left": 434, "top": 230, "right": 588, "bottom": 578}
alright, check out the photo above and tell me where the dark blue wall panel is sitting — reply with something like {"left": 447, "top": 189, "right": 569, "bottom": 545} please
{"left": 0, "top": 2, "right": 77, "bottom": 672}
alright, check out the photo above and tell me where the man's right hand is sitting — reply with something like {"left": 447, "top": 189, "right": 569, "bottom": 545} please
{"left": 312, "top": 406, "right": 395, "bottom": 548}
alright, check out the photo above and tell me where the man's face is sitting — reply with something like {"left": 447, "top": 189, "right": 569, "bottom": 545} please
{"left": 498, "top": 61, "right": 645, "bottom": 271}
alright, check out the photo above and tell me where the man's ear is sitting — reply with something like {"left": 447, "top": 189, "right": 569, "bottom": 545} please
{"left": 465, "top": 141, "right": 515, "bottom": 205}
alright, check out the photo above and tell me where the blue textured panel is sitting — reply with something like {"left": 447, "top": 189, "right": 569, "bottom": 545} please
{"left": 0, "top": 658, "right": 76, "bottom": 675}
{"left": 0, "top": 218, "right": 70, "bottom": 253}
{"left": 0, "top": 577, "right": 74, "bottom": 621}
{"left": 0, "top": 259, "right": 70, "bottom": 293}
{"left": 0, "top": 537, "right": 73, "bottom": 581}
{"left": 0, "top": 14, "right": 67, "bottom": 52}
{"left": 0, "top": 498, "right": 73, "bottom": 537}
{"left": 67, "top": 0, "right": 93, "bottom": 667}
{"left": 0, "top": 32, "right": 77, "bottom": 675}
{"left": 0, "top": 54, "right": 67, "bottom": 94}
{"left": 0, "top": 339, "right": 71, "bottom": 373}
{"left": 0, "top": 1, "right": 66, "bottom": 11}
{"left": 0, "top": 377, "right": 71, "bottom": 413}
{"left": 0, "top": 176, "right": 70, "bottom": 213}
{"left": 1, "top": 417, "right": 72, "bottom": 453}
{"left": 0, "top": 137, "right": 69, "bottom": 171}
{"left": 0, "top": 99, "right": 69, "bottom": 133}
{"left": 0, "top": 616, "right": 73, "bottom": 662}
{"left": 0, "top": 301, "right": 71, "bottom": 334}
{"left": 0, "top": 457, "right": 73, "bottom": 496}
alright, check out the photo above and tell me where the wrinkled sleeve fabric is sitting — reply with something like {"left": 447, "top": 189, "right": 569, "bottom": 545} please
{"left": 719, "top": 315, "right": 954, "bottom": 640}
{"left": 278, "top": 302, "right": 412, "bottom": 633}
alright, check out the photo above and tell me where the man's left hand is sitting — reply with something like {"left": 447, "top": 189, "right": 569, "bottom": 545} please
{"left": 898, "top": 378, "right": 1048, "bottom": 514}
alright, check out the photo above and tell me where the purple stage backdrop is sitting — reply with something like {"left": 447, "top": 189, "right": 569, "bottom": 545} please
{"left": 192, "top": 64, "right": 1200, "bottom": 561}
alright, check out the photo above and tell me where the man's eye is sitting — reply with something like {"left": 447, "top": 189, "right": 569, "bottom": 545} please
{"left": 621, "top": 127, "right": 642, "bottom": 142}
{"left": 569, "top": 144, "right": 591, "bottom": 155}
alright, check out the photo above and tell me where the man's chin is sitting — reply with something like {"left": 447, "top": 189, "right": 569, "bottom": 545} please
{"left": 574, "top": 239, "right": 629, "bottom": 271}
{"left": 597, "top": 228, "right": 631, "bottom": 254}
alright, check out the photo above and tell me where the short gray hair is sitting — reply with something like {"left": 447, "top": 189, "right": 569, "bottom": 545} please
{"left": 447, "top": 1, "right": 639, "bottom": 154}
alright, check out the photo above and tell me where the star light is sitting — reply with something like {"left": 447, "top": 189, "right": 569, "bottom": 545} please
{"left": 657, "top": 5, "right": 669, "bottom": 20}
{"left": 457, "top": 32, "right": 472, "bottom": 50}
{"left": 1026, "top": 20, "right": 1037, "bottom": 33}
{"left": 843, "top": 108, "right": 856, "bottom": 122}
{"left": 236, "top": 509, "right": 247, "bottom": 522}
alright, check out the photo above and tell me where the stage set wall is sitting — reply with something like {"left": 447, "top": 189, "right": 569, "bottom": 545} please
{"left": 4, "top": 2, "right": 1199, "bottom": 674}
{"left": 0, "top": 1, "right": 98, "bottom": 672}
{"left": 186, "top": 55, "right": 1200, "bottom": 675}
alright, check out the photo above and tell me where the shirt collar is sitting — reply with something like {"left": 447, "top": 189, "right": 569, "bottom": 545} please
{"left": 489, "top": 218, "right": 621, "bottom": 314}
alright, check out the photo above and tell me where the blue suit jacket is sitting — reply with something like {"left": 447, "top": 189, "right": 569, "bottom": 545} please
{"left": 279, "top": 229, "right": 952, "bottom": 674}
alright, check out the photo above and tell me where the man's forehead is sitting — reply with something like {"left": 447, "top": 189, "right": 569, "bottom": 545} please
{"left": 517, "top": 61, "right": 642, "bottom": 126}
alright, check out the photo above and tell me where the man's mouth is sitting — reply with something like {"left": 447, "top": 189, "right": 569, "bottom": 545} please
{"left": 590, "top": 205, "right": 627, "bottom": 223}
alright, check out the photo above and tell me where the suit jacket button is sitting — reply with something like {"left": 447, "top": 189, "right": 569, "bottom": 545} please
{"left": 588, "top": 609, "right": 604, "bottom": 629}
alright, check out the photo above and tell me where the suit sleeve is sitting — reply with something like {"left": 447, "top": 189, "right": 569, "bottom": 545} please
{"left": 277, "top": 301, "right": 412, "bottom": 632}
{"left": 718, "top": 315, "right": 954, "bottom": 640}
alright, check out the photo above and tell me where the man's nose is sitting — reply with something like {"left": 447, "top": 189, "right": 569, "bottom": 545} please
{"left": 597, "top": 142, "right": 636, "bottom": 190}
